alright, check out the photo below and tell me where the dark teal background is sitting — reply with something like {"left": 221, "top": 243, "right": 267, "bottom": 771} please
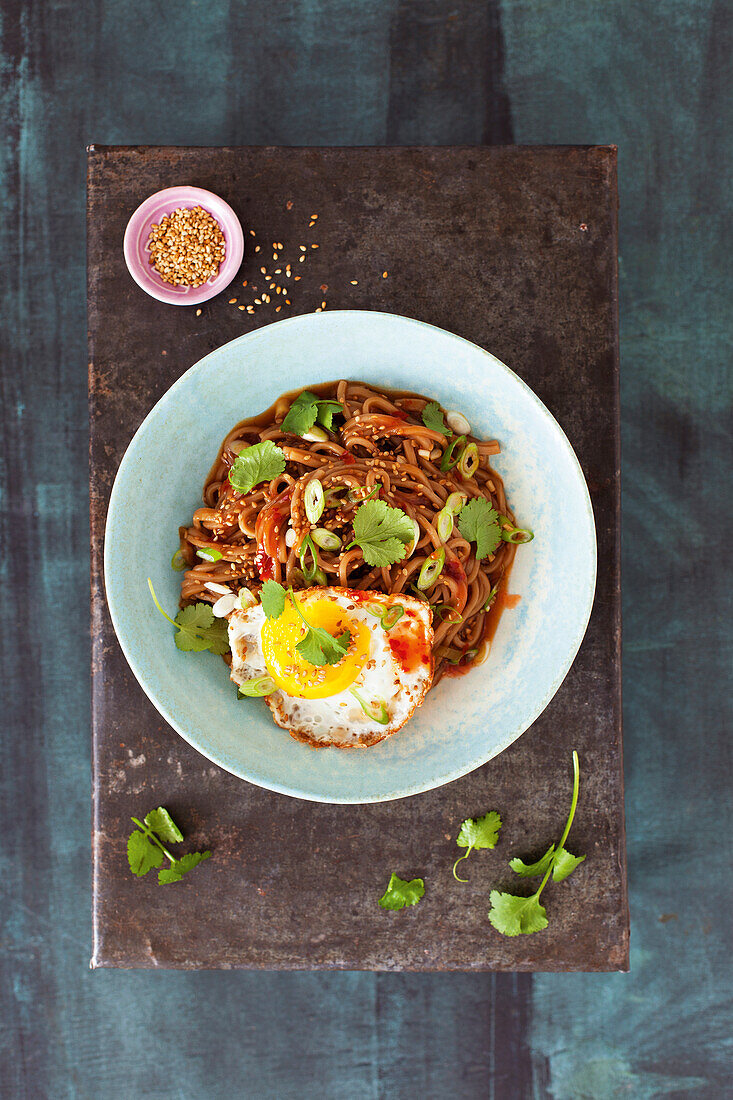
{"left": 2, "top": 1, "right": 731, "bottom": 1097}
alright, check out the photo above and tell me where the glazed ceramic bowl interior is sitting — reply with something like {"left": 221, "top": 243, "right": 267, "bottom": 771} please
{"left": 104, "top": 311, "right": 596, "bottom": 803}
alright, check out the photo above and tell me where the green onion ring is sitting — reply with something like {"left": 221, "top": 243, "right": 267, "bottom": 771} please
{"left": 498, "top": 515, "right": 535, "bottom": 544}
{"left": 304, "top": 478, "right": 325, "bottom": 523}
{"left": 196, "top": 546, "right": 223, "bottom": 562}
{"left": 436, "top": 506, "right": 454, "bottom": 542}
{"left": 171, "top": 550, "right": 187, "bottom": 571}
{"left": 349, "top": 687, "right": 390, "bottom": 725}
{"left": 457, "top": 442, "right": 479, "bottom": 479}
{"left": 417, "top": 547, "right": 446, "bottom": 590}
{"left": 440, "top": 435, "right": 466, "bottom": 471}
{"left": 238, "top": 675, "right": 276, "bottom": 697}
{"left": 312, "top": 527, "right": 342, "bottom": 551}
{"left": 365, "top": 602, "right": 404, "bottom": 630}
{"left": 445, "top": 491, "right": 468, "bottom": 515}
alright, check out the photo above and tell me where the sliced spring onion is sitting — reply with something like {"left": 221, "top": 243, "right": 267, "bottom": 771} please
{"left": 445, "top": 491, "right": 468, "bottom": 515}
{"left": 457, "top": 442, "right": 479, "bottom": 479}
{"left": 439, "top": 646, "right": 464, "bottom": 665}
{"left": 362, "top": 483, "right": 381, "bottom": 501}
{"left": 304, "top": 479, "right": 325, "bottom": 523}
{"left": 365, "top": 602, "right": 404, "bottom": 630}
{"left": 349, "top": 687, "right": 390, "bottom": 725}
{"left": 446, "top": 410, "right": 471, "bottom": 435}
{"left": 239, "top": 587, "right": 257, "bottom": 609}
{"left": 312, "top": 566, "right": 328, "bottom": 585}
{"left": 434, "top": 604, "right": 463, "bottom": 624}
{"left": 417, "top": 547, "right": 446, "bottom": 590}
{"left": 404, "top": 517, "right": 421, "bottom": 558}
{"left": 312, "top": 528, "right": 342, "bottom": 551}
{"left": 171, "top": 550, "right": 187, "bottom": 571}
{"left": 298, "top": 533, "right": 319, "bottom": 583}
{"left": 303, "top": 426, "right": 328, "bottom": 443}
{"left": 436, "top": 506, "right": 454, "bottom": 542}
{"left": 196, "top": 547, "right": 223, "bottom": 562}
{"left": 324, "top": 486, "right": 345, "bottom": 507}
{"left": 498, "top": 515, "right": 535, "bottom": 543}
{"left": 483, "top": 581, "right": 500, "bottom": 611}
{"left": 238, "top": 675, "right": 276, "bottom": 697}
{"left": 440, "top": 435, "right": 466, "bottom": 471}
{"left": 409, "top": 584, "right": 430, "bottom": 602}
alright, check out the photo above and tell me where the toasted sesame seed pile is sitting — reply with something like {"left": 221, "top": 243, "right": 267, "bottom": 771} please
{"left": 147, "top": 205, "right": 226, "bottom": 288}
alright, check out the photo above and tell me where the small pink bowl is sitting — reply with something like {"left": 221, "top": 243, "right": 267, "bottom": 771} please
{"left": 123, "top": 186, "right": 244, "bottom": 305}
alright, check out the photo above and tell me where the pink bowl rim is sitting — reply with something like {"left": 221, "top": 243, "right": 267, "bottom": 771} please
{"left": 123, "top": 185, "right": 244, "bottom": 306}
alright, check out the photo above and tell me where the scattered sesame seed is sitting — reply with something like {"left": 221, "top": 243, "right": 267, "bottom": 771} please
{"left": 320, "top": 284, "right": 328, "bottom": 292}
{"left": 285, "top": 299, "right": 291, "bottom": 305}
{"left": 274, "top": 268, "right": 282, "bottom": 274}
{"left": 286, "top": 200, "right": 293, "bottom": 209}
{"left": 276, "top": 305, "right": 282, "bottom": 312}
{"left": 315, "top": 307, "right": 322, "bottom": 313}
{"left": 254, "top": 245, "right": 261, "bottom": 252}
{"left": 238, "top": 305, "right": 246, "bottom": 311}
{"left": 294, "top": 275, "right": 301, "bottom": 281}
{"left": 382, "top": 271, "right": 388, "bottom": 278}
{"left": 242, "top": 280, "right": 248, "bottom": 287}
{"left": 272, "top": 253, "right": 278, "bottom": 261}
{"left": 311, "top": 244, "right": 319, "bottom": 249}
{"left": 321, "top": 301, "right": 326, "bottom": 308}
{"left": 249, "top": 229, "right": 256, "bottom": 236}
{"left": 299, "top": 245, "right": 306, "bottom": 252}
{"left": 350, "top": 280, "right": 358, "bottom": 285}
{"left": 260, "top": 267, "right": 266, "bottom": 274}
{"left": 270, "top": 282, "right": 276, "bottom": 290}
{"left": 299, "top": 255, "right": 305, "bottom": 262}
{"left": 263, "top": 294, "right": 270, "bottom": 303}
{"left": 247, "top": 306, "right": 255, "bottom": 313}
{"left": 229, "top": 298, "right": 237, "bottom": 304}
{"left": 254, "top": 298, "right": 262, "bottom": 305}
{"left": 310, "top": 214, "right": 318, "bottom": 220}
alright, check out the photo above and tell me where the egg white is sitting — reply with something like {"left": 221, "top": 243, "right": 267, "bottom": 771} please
{"left": 228, "top": 588, "right": 434, "bottom": 747}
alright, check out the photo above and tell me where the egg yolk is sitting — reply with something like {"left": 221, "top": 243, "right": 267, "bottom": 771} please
{"left": 261, "top": 598, "right": 371, "bottom": 699}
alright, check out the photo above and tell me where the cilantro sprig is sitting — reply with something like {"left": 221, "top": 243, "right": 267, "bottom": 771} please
{"left": 127, "top": 806, "right": 211, "bottom": 886}
{"left": 452, "top": 811, "right": 502, "bottom": 881}
{"left": 148, "top": 579, "right": 230, "bottom": 654}
{"left": 347, "top": 499, "right": 415, "bottom": 567}
{"left": 228, "top": 439, "right": 287, "bottom": 494}
{"left": 259, "top": 580, "right": 349, "bottom": 668}
{"left": 457, "top": 498, "right": 502, "bottom": 560}
{"left": 488, "top": 751, "right": 585, "bottom": 936}
{"left": 378, "top": 873, "right": 425, "bottom": 910}
{"left": 421, "top": 401, "right": 452, "bottom": 437}
{"left": 281, "top": 390, "right": 343, "bottom": 436}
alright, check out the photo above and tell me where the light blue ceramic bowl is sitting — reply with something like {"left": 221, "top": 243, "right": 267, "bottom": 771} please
{"left": 105, "top": 311, "right": 596, "bottom": 803}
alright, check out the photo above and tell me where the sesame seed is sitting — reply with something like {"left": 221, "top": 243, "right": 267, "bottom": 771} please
{"left": 274, "top": 268, "right": 282, "bottom": 274}
{"left": 260, "top": 267, "right": 266, "bottom": 274}
{"left": 321, "top": 301, "right": 326, "bottom": 308}
{"left": 294, "top": 275, "right": 301, "bottom": 281}
{"left": 311, "top": 244, "right": 319, "bottom": 249}
{"left": 242, "top": 280, "right": 248, "bottom": 287}
{"left": 382, "top": 271, "right": 388, "bottom": 278}
{"left": 255, "top": 245, "right": 261, "bottom": 252}
{"left": 286, "top": 200, "right": 293, "bottom": 209}
{"left": 299, "top": 245, "right": 306, "bottom": 252}
{"left": 276, "top": 305, "right": 282, "bottom": 312}
{"left": 285, "top": 299, "right": 291, "bottom": 305}
{"left": 249, "top": 229, "right": 256, "bottom": 236}
{"left": 299, "top": 255, "right": 305, "bottom": 263}
{"left": 272, "top": 253, "right": 278, "bottom": 260}
{"left": 310, "top": 214, "right": 318, "bottom": 220}
{"left": 350, "top": 280, "right": 358, "bottom": 285}
{"left": 229, "top": 298, "right": 237, "bottom": 304}
{"left": 238, "top": 305, "right": 246, "bottom": 311}
{"left": 270, "top": 282, "right": 276, "bottom": 290}
{"left": 196, "top": 308, "right": 202, "bottom": 316}
{"left": 254, "top": 298, "right": 262, "bottom": 305}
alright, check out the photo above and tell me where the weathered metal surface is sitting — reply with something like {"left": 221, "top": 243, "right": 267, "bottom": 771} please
{"left": 88, "top": 144, "right": 626, "bottom": 970}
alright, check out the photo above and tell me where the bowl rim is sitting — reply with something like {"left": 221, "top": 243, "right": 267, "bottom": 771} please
{"left": 122, "top": 185, "right": 244, "bottom": 306}
{"left": 104, "top": 310, "right": 597, "bottom": 802}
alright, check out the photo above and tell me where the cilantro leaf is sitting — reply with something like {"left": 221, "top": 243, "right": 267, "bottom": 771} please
{"left": 316, "top": 401, "right": 343, "bottom": 431}
{"left": 228, "top": 439, "right": 286, "bottom": 494}
{"left": 174, "top": 604, "right": 230, "bottom": 655}
{"left": 457, "top": 498, "right": 501, "bottom": 560}
{"left": 349, "top": 500, "right": 415, "bottom": 567}
{"left": 335, "top": 629, "right": 351, "bottom": 649}
{"left": 148, "top": 580, "right": 230, "bottom": 655}
{"left": 289, "top": 589, "right": 349, "bottom": 667}
{"left": 422, "top": 401, "right": 452, "bottom": 436}
{"left": 296, "top": 625, "right": 347, "bottom": 667}
{"left": 453, "top": 811, "right": 501, "bottom": 881}
{"left": 378, "top": 873, "right": 425, "bottom": 910}
{"left": 488, "top": 890, "right": 549, "bottom": 936}
{"left": 457, "top": 811, "right": 502, "bottom": 851}
{"left": 129, "top": 808, "right": 211, "bottom": 887}
{"left": 551, "top": 847, "right": 586, "bottom": 882}
{"left": 509, "top": 845, "right": 556, "bottom": 877}
{"left": 144, "top": 807, "right": 183, "bottom": 844}
{"left": 158, "top": 850, "right": 211, "bottom": 885}
{"left": 282, "top": 390, "right": 320, "bottom": 435}
{"left": 127, "top": 830, "right": 164, "bottom": 876}
{"left": 260, "top": 579, "right": 287, "bottom": 619}
{"left": 490, "top": 751, "right": 585, "bottom": 936}
{"left": 282, "top": 392, "right": 342, "bottom": 436}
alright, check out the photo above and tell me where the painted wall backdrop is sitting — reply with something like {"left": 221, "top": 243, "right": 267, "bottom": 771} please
{"left": 1, "top": 1, "right": 730, "bottom": 1097}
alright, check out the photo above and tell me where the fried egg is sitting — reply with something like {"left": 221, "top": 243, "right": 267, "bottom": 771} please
{"left": 228, "top": 587, "right": 433, "bottom": 747}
